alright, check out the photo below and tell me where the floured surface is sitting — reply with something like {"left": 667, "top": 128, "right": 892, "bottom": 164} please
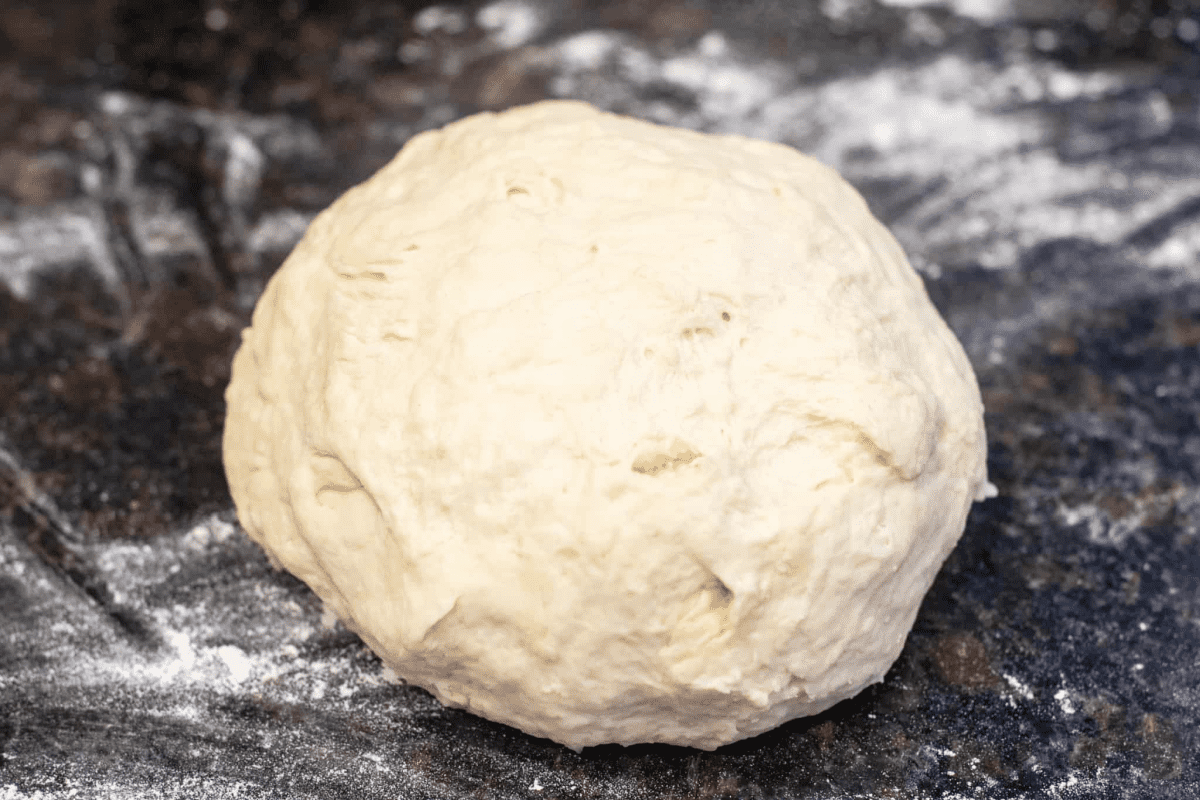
{"left": 1, "top": 0, "right": 1198, "bottom": 797}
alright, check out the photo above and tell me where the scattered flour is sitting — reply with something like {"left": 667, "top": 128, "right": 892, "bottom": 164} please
{"left": 6, "top": 513, "right": 398, "bottom": 737}
{"left": 0, "top": 206, "right": 124, "bottom": 300}
{"left": 877, "top": 0, "right": 1014, "bottom": 21}
{"left": 1003, "top": 672, "right": 1036, "bottom": 701}
{"left": 217, "top": 645, "right": 253, "bottom": 684}
{"left": 551, "top": 25, "right": 1200, "bottom": 276}
{"left": 4, "top": 3, "right": 1194, "bottom": 795}
{"left": 476, "top": 0, "right": 545, "bottom": 48}
{"left": 412, "top": 5, "right": 469, "bottom": 36}
{"left": 1053, "top": 688, "right": 1076, "bottom": 715}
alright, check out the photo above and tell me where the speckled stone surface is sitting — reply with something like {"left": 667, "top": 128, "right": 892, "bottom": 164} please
{"left": 1, "top": 1, "right": 1199, "bottom": 798}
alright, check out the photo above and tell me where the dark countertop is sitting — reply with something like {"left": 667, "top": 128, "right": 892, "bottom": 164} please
{"left": 1, "top": 1, "right": 1198, "bottom": 797}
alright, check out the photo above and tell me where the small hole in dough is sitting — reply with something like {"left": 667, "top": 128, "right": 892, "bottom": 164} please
{"left": 336, "top": 270, "right": 387, "bottom": 282}
{"left": 631, "top": 439, "right": 702, "bottom": 475}
{"left": 311, "top": 451, "right": 364, "bottom": 502}
{"left": 405, "top": 244, "right": 419, "bottom": 251}
{"left": 683, "top": 563, "right": 735, "bottom": 635}
{"left": 507, "top": 185, "right": 529, "bottom": 197}
{"left": 721, "top": 311, "right": 731, "bottom": 322}
{"left": 703, "top": 573, "right": 734, "bottom": 607}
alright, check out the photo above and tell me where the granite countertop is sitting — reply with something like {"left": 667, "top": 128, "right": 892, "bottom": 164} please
{"left": 1, "top": 0, "right": 1198, "bottom": 797}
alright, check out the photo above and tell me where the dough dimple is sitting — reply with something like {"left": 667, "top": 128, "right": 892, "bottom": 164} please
{"left": 222, "top": 100, "right": 990, "bottom": 751}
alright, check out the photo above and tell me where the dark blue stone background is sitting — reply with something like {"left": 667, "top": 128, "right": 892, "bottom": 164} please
{"left": 1, "top": 0, "right": 1198, "bottom": 797}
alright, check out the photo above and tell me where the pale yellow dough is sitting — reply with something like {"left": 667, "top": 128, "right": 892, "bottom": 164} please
{"left": 223, "top": 100, "right": 990, "bottom": 751}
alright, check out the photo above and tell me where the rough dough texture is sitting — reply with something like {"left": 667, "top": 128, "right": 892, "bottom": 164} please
{"left": 223, "top": 100, "right": 990, "bottom": 751}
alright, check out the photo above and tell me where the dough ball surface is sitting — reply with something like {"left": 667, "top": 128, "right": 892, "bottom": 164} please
{"left": 223, "top": 100, "right": 990, "bottom": 751}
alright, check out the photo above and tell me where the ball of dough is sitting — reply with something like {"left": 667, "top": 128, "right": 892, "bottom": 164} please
{"left": 223, "top": 100, "right": 990, "bottom": 751}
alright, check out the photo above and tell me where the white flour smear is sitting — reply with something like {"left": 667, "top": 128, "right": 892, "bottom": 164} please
{"left": 553, "top": 25, "right": 1200, "bottom": 281}
{"left": 3, "top": 2, "right": 1196, "bottom": 795}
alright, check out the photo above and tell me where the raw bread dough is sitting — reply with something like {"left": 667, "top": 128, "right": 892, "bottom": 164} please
{"left": 223, "top": 100, "right": 991, "bottom": 751}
